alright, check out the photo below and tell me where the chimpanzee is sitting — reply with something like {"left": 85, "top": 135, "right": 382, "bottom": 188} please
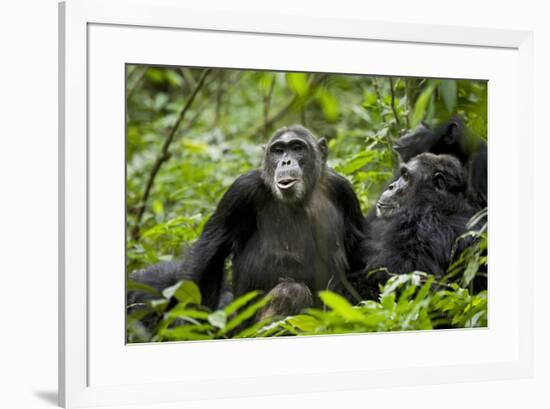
{"left": 128, "top": 125, "right": 366, "bottom": 316}
{"left": 350, "top": 153, "right": 476, "bottom": 300}
{"left": 393, "top": 116, "right": 487, "bottom": 208}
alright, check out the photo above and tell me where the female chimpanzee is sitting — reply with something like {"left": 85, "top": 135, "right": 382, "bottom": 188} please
{"left": 350, "top": 153, "right": 477, "bottom": 300}
{"left": 128, "top": 125, "right": 366, "bottom": 316}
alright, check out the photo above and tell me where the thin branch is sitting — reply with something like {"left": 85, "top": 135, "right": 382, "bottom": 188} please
{"left": 263, "top": 76, "right": 276, "bottom": 138}
{"left": 213, "top": 71, "right": 226, "bottom": 128}
{"left": 127, "top": 67, "right": 147, "bottom": 102}
{"left": 179, "top": 68, "right": 197, "bottom": 90}
{"left": 131, "top": 69, "right": 211, "bottom": 241}
{"left": 373, "top": 78, "right": 398, "bottom": 167}
{"left": 300, "top": 105, "right": 306, "bottom": 127}
{"left": 372, "top": 77, "right": 383, "bottom": 103}
{"left": 405, "top": 78, "right": 421, "bottom": 129}
{"left": 244, "top": 73, "right": 328, "bottom": 140}
{"left": 245, "top": 97, "right": 295, "bottom": 140}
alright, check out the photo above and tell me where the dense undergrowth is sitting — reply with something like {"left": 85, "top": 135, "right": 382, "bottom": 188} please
{"left": 126, "top": 66, "right": 488, "bottom": 342}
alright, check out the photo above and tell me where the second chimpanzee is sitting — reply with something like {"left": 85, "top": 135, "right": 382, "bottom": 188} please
{"left": 393, "top": 116, "right": 487, "bottom": 208}
{"left": 350, "top": 153, "right": 476, "bottom": 300}
{"left": 129, "top": 125, "right": 366, "bottom": 316}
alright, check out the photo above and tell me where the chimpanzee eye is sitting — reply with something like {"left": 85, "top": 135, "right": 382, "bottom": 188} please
{"left": 402, "top": 171, "right": 410, "bottom": 182}
{"left": 270, "top": 146, "right": 284, "bottom": 155}
{"left": 292, "top": 143, "right": 305, "bottom": 153}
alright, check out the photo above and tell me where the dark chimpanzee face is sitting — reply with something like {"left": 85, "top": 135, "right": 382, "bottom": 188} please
{"left": 393, "top": 122, "right": 439, "bottom": 163}
{"left": 394, "top": 117, "right": 469, "bottom": 164}
{"left": 376, "top": 160, "right": 421, "bottom": 218}
{"left": 263, "top": 126, "right": 327, "bottom": 203}
{"left": 376, "top": 153, "right": 465, "bottom": 219}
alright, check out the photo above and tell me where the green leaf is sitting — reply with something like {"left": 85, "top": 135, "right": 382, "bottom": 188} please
{"left": 362, "top": 91, "right": 377, "bottom": 108}
{"left": 145, "top": 68, "right": 164, "bottom": 84}
{"left": 167, "top": 308, "right": 210, "bottom": 321}
{"left": 380, "top": 292, "right": 396, "bottom": 311}
{"left": 162, "top": 280, "right": 202, "bottom": 306}
{"left": 337, "top": 151, "right": 378, "bottom": 174}
{"left": 151, "top": 199, "right": 164, "bottom": 216}
{"left": 159, "top": 324, "right": 215, "bottom": 341}
{"left": 413, "top": 277, "right": 434, "bottom": 306}
{"left": 223, "top": 291, "right": 261, "bottom": 316}
{"left": 208, "top": 310, "right": 227, "bottom": 329}
{"left": 233, "top": 318, "right": 278, "bottom": 338}
{"left": 287, "top": 314, "right": 321, "bottom": 332}
{"left": 220, "top": 296, "right": 271, "bottom": 335}
{"left": 380, "top": 273, "right": 419, "bottom": 299}
{"left": 181, "top": 139, "right": 209, "bottom": 154}
{"left": 462, "top": 252, "right": 481, "bottom": 287}
{"left": 127, "top": 279, "right": 161, "bottom": 298}
{"left": 467, "top": 208, "right": 488, "bottom": 230}
{"left": 439, "top": 80, "right": 457, "bottom": 113}
{"left": 411, "top": 80, "right": 441, "bottom": 128}
{"left": 317, "top": 89, "right": 340, "bottom": 122}
{"left": 149, "top": 299, "right": 169, "bottom": 312}
{"left": 286, "top": 73, "right": 309, "bottom": 97}
{"left": 318, "top": 291, "right": 365, "bottom": 322}
{"left": 259, "top": 73, "right": 275, "bottom": 93}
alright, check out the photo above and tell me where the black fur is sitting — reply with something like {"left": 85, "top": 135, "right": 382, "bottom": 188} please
{"left": 351, "top": 153, "right": 475, "bottom": 300}
{"left": 394, "top": 116, "right": 487, "bottom": 208}
{"left": 128, "top": 125, "right": 366, "bottom": 313}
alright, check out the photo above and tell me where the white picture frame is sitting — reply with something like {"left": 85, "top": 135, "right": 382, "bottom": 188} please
{"left": 59, "top": 0, "right": 534, "bottom": 407}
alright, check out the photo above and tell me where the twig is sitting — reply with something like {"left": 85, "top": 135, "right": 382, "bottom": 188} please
{"left": 405, "top": 78, "right": 422, "bottom": 129}
{"left": 178, "top": 68, "right": 197, "bottom": 89}
{"left": 372, "top": 78, "right": 383, "bottom": 103}
{"left": 244, "top": 73, "right": 328, "bottom": 140}
{"left": 131, "top": 69, "right": 211, "bottom": 241}
{"left": 213, "top": 71, "right": 226, "bottom": 127}
{"left": 263, "top": 76, "right": 276, "bottom": 138}
{"left": 127, "top": 66, "right": 147, "bottom": 103}
{"left": 372, "top": 78, "right": 399, "bottom": 167}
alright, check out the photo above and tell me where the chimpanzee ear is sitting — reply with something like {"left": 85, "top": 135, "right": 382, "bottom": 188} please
{"left": 433, "top": 171, "right": 447, "bottom": 191}
{"left": 260, "top": 144, "right": 266, "bottom": 151}
{"left": 318, "top": 138, "right": 328, "bottom": 162}
{"left": 442, "top": 122, "right": 458, "bottom": 144}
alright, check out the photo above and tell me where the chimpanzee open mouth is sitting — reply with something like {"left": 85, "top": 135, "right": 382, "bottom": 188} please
{"left": 376, "top": 201, "right": 395, "bottom": 210}
{"left": 376, "top": 201, "right": 399, "bottom": 218}
{"left": 276, "top": 178, "right": 298, "bottom": 190}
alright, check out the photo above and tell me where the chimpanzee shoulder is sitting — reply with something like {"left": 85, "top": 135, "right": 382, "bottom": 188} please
{"left": 214, "top": 169, "right": 266, "bottom": 210}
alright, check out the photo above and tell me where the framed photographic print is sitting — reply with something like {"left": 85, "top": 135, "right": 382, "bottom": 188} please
{"left": 59, "top": 0, "right": 534, "bottom": 407}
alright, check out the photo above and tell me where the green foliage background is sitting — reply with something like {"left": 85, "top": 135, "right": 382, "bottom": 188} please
{"left": 126, "top": 65, "right": 488, "bottom": 342}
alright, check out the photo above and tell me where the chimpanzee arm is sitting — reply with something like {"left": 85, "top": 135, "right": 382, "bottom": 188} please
{"left": 326, "top": 171, "right": 367, "bottom": 272}
{"left": 182, "top": 170, "right": 262, "bottom": 308}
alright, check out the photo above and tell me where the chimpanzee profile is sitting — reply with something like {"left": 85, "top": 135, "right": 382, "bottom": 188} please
{"left": 393, "top": 117, "right": 487, "bottom": 208}
{"left": 128, "top": 125, "right": 366, "bottom": 316}
{"left": 350, "top": 153, "right": 476, "bottom": 300}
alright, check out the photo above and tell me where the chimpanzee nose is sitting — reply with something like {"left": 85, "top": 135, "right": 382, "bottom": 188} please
{"left": 388, "top": 182, "right": 396, "bottom": 190}
{"left": 281, "top": 159, "right": 292, "bottom": 166}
